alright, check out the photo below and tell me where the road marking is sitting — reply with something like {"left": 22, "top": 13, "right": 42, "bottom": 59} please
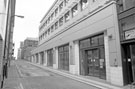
{"left": 15, "top": 64, "right": 23, "bottom": 77}
{"left": 19, "top": 83, "right": 24, "bottom": 89}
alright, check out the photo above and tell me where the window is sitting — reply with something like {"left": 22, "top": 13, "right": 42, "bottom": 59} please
{"left": 51, "top": 13, "right": 54, "bottom": 20}
{"left": 55, "top": 8, "right": 58, "bottom": 16}
{"left": 45, "top": 21, "right": 47, "bottom": 26}
{"left": 65, "top": 11, "right": 70, "bottom": 22}
{"left": 59, "top": 17, "right": 63, "bottom": 26}
{"left": 55, "top": 21, "right": 58, "bottom": 29}
{"left": 80, "top": 0, "right": 88, "bottom": 10}
{"left": 64, "top": 0, "right": 69, "bottom": 6}
{"left": 117, "top": 0, "right": 135, "bottom": 13}
{"left": 72, "top": 4, "right": 78, "bottom": 17}
{"left": 59, "top": 2, "right": 63, "bottom": 12}
{"left": 120, "top": 14, "right": 135, "bottom": 40}
{"left": 45, "top": 31, "right": 47, "bottom": 37}
{"left": 48, "top": 17, "right": 50, "bottom": 24}
{"left": 51, "top": 25, "right": 54, "bottom": 32}
{"left": 121, "top": 15, "right": 135, "bottom": 31}
{"left": 48, "top": 28, "right": 51, "bottom": 35}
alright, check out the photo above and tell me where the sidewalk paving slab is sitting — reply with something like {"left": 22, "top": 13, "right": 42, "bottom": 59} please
{"left": 2, "top": 62, "right": 21, "bottom": 89}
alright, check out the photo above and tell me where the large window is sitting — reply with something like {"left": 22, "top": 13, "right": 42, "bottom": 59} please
{"left": 47, "top": 49, "right": 53, "bottom": 66}
{"left": 59, "top": 17, "right": 63, "bottom": 26}
{"left": 65, "top": 11, "right": 70, "bottom": 22}
{"left": 72, "top": 4, "right": 78, "bottom": 17}
{"left": 79, "top": 34, "right": 106, "bottom": 79}
{"left": 58, "top": 45, "right": 69, "bottom": 71}
{"left": 120, "top": 14, "right": 135, "bottom": 40}
{"left": 117, "top": 0, "right": 135, "bottom": 13}
{"left": 80, "top": 0, "right": 89, "bottom": 10}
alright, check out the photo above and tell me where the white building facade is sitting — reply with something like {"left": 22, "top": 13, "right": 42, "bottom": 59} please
{"left": 31, "top": 0, "right": 124, "bottom": 87}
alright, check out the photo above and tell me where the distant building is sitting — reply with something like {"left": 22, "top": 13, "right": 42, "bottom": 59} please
{"left": 19, "top": 37, "right": 38, "bottom": 61}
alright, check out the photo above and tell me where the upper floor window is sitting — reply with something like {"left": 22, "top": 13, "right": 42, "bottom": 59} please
{"left": 72, "top": 4, "right": 78, "bottom": 17}
{"left": 55, "top": 21, "right": 58, "bottom": 29}
{"left": 65, "top": 11, "right": 70, "bottom": 22}
{"left": 59, "top": 2, "right": 64, "bottom": 12}
{"left": 55, "top": 8, "right": 58, "bottom": 16}
{"left": 45, "top": 21, "right": 47, "bottom": 26}
{"left": 59, "top": 17, "right": 64, "bottom": 26}
{"left": 51, "top": 13, "right": 54, "bottom": 20}
{"left": 51, "top": 25, "right": 54, "bottom": 32}
{"left": 45, "top": 31, "right": 47, "bottom": 37}
{"left": 120, "top": 14, "right": 135, "bottom": 40}
{"left": 121, "top": 14, "right": 135, "bottom": 31}
{"left": 80, "top": 0, "right": 89, "bottom": 10}
{"left": 65, "top": 0, "right": 69, "bottom": 6}
{"left": 117, "top": 0, "right": 135, "bottom": 13}
{"left": 48, "top": 17, "right": 50, "bottom": 24}
{"left": 48, "top": 28, "right": 51, "bottom": 35}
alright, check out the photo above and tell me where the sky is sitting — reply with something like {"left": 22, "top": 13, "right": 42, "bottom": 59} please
{"left": 13, "top": 0, "right": 55, "bottom": 57}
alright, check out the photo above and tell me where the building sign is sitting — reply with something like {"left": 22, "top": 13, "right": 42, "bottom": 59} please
{"left": 125, "top": 29, "right": 135, "bottom": 40}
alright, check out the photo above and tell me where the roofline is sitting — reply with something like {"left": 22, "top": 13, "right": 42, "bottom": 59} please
{"left": 40, "top": 0, "right": 58, "bottom": 23}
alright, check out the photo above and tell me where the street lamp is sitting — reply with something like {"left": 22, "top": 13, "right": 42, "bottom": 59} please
{"left": 7, "top": 14, "right": 24, "bottom": 66}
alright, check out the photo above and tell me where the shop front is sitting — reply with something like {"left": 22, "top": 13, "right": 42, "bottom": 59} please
{"left": 79, "top": 34, "right": 106, "bottom": 79}
{"left": 58, "top": 44, "right": 69, "bottom": 71}
{"left": 119, "top": 12, "right": 135, "bottom": 85}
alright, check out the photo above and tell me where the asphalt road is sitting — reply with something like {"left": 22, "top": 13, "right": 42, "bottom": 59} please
{"left": 15, "top": 60, "right": 100, "bottom": 89}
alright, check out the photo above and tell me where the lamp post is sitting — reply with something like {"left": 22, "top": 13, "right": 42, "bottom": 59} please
{"left": 6, "top": 14, "right": 24, "bottom": 67}
{"left": 0, "top": 12, "right": 24, "bottom": 88}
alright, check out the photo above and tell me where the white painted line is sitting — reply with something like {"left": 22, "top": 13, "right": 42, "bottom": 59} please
{"left": 15, "top": 64, "right": 23, "bottom": 77}
{"left": 19, "top": 83, "right": 24, "bottom": 89}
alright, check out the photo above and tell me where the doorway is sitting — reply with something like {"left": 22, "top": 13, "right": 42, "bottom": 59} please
{"left": 122, "top": 43, "right": 135, "bottom": 85}
{"left": 85, "top": 47, "right": 106, "bottom": 79}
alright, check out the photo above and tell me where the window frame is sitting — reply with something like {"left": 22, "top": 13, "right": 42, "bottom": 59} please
{"left": 59, "top": 2, "right": 64, "bottom": 12}
{"left": 80, "top": 0, "right": 89, "bottom": 10}
{"left": 71, "top": 4, "right": 78, "bottom": 17}
{"left": 64, "top": 11, "right": 70, "bottom": 22}
{"left": 59, "top": 16, "right": 64, "bottom": 26}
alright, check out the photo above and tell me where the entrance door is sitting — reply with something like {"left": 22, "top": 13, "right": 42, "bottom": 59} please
{"left": 122, "top": 43, "right": 135, "bottom": 84}
{"left": 87, "top": 49, "right": 100, "bottom": 77}
{"left": 130, "top": 44, "right": 135, "bottom": 82}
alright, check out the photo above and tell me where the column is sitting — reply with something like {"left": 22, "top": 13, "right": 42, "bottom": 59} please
{"left": 74, "top": 40, "right": 80, "bottom": 75}
{"left": 69, "top": 41, "right": 80, "bottom": 75}
{"left": 44, "top": 50, "right": 48, "bottom": 66}
{"left": 53, "top": 47, "right": 58, "bottom": 69}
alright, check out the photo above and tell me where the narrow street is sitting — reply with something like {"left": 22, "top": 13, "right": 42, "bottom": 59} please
{"left": 3, "top": 60, "right": 100, "bottom": 89}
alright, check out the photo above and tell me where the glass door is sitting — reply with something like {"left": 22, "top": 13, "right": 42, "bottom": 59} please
{"left": 87, "top": 49, "right": 100, "bottom": 77}
{"left": 93, "top": 49, "right": 100, "bottom": 77}
{"left": 87, "top": 50, "right": 93, "bottom": 76}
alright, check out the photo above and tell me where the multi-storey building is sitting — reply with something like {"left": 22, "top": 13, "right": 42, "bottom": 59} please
{"left": 0, "top": 0, "right": 16, "bottom": 86}
{"left": 31, "top": 0, "right": 135, "bottom": 87}
{"left": 21, "top": 38, "right": 38, "bottom": 61}
{"left": 117, "top": 0, "right": 135, "bottom": 85}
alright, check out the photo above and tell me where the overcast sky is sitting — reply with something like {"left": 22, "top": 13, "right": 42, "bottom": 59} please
{"left": 13, "top": 0, "right": 55, "bottom": 57}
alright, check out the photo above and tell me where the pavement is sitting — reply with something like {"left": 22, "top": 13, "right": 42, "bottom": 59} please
{"left": 2, "top": 61, "right": 23, "bottom": 89}
{"left": 1, "top": 60, "right": 134, "bottom": 89}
